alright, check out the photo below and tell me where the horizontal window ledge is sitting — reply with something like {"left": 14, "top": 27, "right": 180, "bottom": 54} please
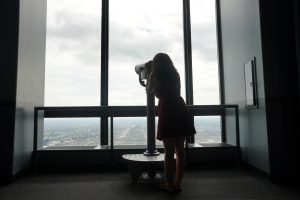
{"left": 188, "top": 142, "right": 236, "bottom": 148}
{"left": 38, "top": 143, "right": 236, "bottom": 151}
{"left": 35, "top": 105, "right": 238, "bottom": 118}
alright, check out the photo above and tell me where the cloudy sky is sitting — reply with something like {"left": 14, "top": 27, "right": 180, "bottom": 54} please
{"left": 45, "top": 0, "right": 219, "bottom": 106}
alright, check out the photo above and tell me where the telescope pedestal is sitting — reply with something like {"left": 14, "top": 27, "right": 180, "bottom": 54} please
{"left": 122, "top": 154, "right": 164, "bottom": 183}
{"left": 143, "top": 149, "right": 160, "bottom": 156}
{"left": 123, "top": 69, "right": 162, "bottom": 183}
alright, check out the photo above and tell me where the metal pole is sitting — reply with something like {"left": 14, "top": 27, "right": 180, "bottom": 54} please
{"left": 144, "top": 91, "right": 159, "bottom": 156}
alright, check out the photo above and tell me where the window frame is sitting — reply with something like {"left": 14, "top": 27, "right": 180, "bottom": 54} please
{"left": 100, "top": 0, "right": 225, "bottom": 145}
{"left": 44, "top": 0, "right": 225, "bottom": 146}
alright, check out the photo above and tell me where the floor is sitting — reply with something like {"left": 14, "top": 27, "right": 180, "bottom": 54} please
{"left": 0, "top": 169, "right": 299, "bottom": 200}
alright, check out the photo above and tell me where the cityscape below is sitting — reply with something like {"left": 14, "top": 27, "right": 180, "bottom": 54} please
{"left": 42, "top": 116, "right": 221, "bottom": 148}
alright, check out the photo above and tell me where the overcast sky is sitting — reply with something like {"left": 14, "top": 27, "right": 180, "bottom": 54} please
{"left": 45, "top": 0, "right": 219, "bottom": 106}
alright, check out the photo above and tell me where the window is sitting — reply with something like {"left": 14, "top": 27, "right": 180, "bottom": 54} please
{"left": 190, "top": 0, "right": 220, "bottom": 105}
{"left": 108, "top": 116, "right": 163, "bottom": 147}
{"left": 112, "top": 117, "right": 147, "bottom": 146}
{"left": 109, "top": 0, "right": 185, "bottom": 106}
{"left": 43, "top": 118, "right": 100, "bottom": 149}
{"left": 44, "top": 0, "right": 102, "bottom": 150}
{"left": 45, "top": 0, "right": 101, "bottom": 106}
{"left": 43, "top": 0, "right": 223, "bottom": 149}
{"left": 194, "top": 116, "right": 221, "bottom": 143}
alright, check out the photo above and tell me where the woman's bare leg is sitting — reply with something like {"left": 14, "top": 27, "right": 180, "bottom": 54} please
{"left": 162, "top": 138, "right": 175, "bottom": 188}
{"left": 174, "top": 137, "right": 185, "bottom": 189}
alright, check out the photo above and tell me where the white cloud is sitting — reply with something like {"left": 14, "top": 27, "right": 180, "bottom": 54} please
{"left": 45, "top": 0, "right": 219, "bottom": 106}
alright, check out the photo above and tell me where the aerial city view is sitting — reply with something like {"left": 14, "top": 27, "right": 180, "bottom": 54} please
{"left": 43, "top": 116, "right": 221, "bottom": 148}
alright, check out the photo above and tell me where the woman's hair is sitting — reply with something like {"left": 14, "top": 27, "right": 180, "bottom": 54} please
{"left": 152, "top": 53, "right": 180, "bottom": 90}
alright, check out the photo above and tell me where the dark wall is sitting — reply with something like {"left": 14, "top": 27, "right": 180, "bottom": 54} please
{"left": 0, "top": 0, "right": 46, "bottom": 183}
{"left": 13, "top": 0, "right": 46, "bottom": 175}
{"left": 259, "top": 0, "right": 300, "bottom": 182}
{"left": 296, "top": 1, "right": 300, "bottom": 95}
{"left": 219, "top": 0, "right": 270, "bottom": 173}
{"left": 220, "top": 0, "right": 300, "bottom": 181}
{"left": 0, "top": 0, "right": 20, "bottom": 184}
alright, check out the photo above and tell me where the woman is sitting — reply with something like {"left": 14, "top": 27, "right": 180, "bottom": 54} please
{"left": 146, "top": 53, "right": 196, "bottom": 192}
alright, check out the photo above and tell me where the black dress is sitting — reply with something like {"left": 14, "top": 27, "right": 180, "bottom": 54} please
{"left": 155, "top": 83, "right": 196, "bottom": 141}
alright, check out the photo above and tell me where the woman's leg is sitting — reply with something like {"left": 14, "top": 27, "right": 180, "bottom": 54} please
{"left": 174, "top": 136, "right": 185, "bottom": 189}
{"left": 162, "top": 138, "right": 175, "bottom": 188}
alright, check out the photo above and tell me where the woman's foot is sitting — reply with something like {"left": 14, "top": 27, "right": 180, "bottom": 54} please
{"left": 174, "top": 187, "right": 182, "bottom": 192}
{"left": 173, "top": 182, "right": 182, "bottom": 192}
{"left": 158, "top": 182, "right": 176, "bottom": 193}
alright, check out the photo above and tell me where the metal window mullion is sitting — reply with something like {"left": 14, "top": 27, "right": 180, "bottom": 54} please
{"left": 183, "top": 0, "right": 193, "bottom": 105}
{"left": 215, "top": 0, "right": 226, "bottom": 143}
{"left": 183, "top": 0, "right": 194, "bottom": 144}
{"left": 110, "top": 116, "right": 114, "bottom": 164}
{"left": 110, "top": 116, "right": 114, "bottom": 150}
{"left": 101, "top": 0, "right": 109, "bottom": 145}
{"left": 34, "top": 108, "right": 38, "bottom": 151}
{"left": 235, "top": 106, "right": 240, "bottom": 147}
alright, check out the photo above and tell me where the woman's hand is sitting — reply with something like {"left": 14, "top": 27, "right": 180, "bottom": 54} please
{"left": 145, "top": 60, "right": 153, "bottom": 75}
{"left": 146, "top": 72, "right": 155, "bottom": 94}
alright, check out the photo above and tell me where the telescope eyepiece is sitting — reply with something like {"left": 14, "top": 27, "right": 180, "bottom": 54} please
{"left": 135, "top": 63, "right": 147, "bottom": 80}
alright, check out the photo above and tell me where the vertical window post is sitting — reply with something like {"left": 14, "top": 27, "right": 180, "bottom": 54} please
{"left": 183, "top": 0, "right": 194, "bottom": 143}
{"left": 215, "top": 0, "right": 226, "bottom": 142}
{"left": 183, "top": 0, "right": 193, "bottom": 105}
{"left": 101, "top": 0, "right": 109, "bottom": 145}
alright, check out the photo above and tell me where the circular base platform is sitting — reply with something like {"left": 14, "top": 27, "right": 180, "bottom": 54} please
{"left": 122, "top": 153, "right": 165, "bottom": 183}
{"left": 122, "top": 153, "right": 164, "bottom": 162}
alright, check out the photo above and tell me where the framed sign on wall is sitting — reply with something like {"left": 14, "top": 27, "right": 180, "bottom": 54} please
{"left": 244, "top": 57, "right": 258, "bottom": 109}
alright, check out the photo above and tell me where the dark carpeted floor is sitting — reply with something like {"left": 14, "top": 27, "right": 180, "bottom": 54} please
{"left": 0, "top": 169, "right": 299, "bottom": 200}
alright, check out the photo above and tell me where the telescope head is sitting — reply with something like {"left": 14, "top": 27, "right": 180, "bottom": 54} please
{"left": 135, "top": 61, "right": 152, "bottom": 87}
{"left": 135, "top": 63, "right": 147, "bottom": 80}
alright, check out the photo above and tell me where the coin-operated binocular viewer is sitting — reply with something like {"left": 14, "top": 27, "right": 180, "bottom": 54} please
{"left": 135, "top": 62, "right": 159, "bottom": 156}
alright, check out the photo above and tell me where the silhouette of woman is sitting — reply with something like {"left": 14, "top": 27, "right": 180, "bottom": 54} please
{"left": 146, "top": 53, "right": 196, "bottom": 192}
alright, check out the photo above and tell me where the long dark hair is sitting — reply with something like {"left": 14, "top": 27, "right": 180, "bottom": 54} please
{"left": 152, "top": 53, "right": 180, "bottom": 91}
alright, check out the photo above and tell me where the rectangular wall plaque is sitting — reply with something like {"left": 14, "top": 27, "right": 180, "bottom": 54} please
{"left": 244, "top": 58, "right": 258, "bottom": 108}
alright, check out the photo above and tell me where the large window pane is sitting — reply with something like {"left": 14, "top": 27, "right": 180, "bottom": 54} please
{"left": 191, "top": 0, "right": 220, "bottom": 105}
{"left": 109, "top": 0, "right": 185, "bottom": 106}
{"left": 113, "top": 117, "right": 147, "bottom": 146}
{"left": 194, "top": 116, "right": 221, "bottom": 143}
{"left": 112, "top": 117, "right": 163, "bottom": 147}
{"left": 43, "top": 118, "right": 100, "bottom": 150}
{"left": 45, "top": 0, "right": 101, "bottom": 106}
